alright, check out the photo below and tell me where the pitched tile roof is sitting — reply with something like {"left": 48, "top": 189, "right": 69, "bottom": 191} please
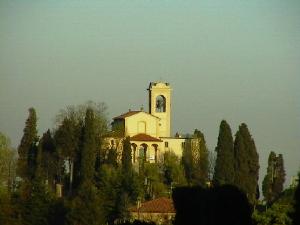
{"left": 130, "top": 133, "right": 163, "bottom": 142}
{"left": 113, "top": 111, "right": 141, "bottom": 120}
{"left": 129, "top": 197, "right": 175, "bottom": 213}
{"left": 113, "top": 111, "right": 160, "bottom": 120}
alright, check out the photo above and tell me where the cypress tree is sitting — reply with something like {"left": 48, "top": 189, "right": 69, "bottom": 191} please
{"left": 40, "top": 130, "right": 58, "bottom": 191}
{"left": 106, "top": 147, "right": 118, "bottom": 168}
{"left": 273, "top": 154, "right": 285, "bottom": 196}
{"left": 291, "top": 172, "right": 300, "bottom": 225}
{"left": 262, "top": 152, "right": 285, "bottom": 204}
{"left": 193, "top": 129, "right": 209, "bottom": 186}
{"left": 17, "top": 108, "right": 38, "bottom": 181}
{"left": 80, "top": 108, "right": 97, "bottom": 185}
{"left": 234, "top": 123, "right": 259, "bottom": 204}
{"left": 182, "top": 138, "right": 194, "bottom": 185}
{"left": 213, "top": 120, "right": 235, "bottom": 186}
{"left": 122, "top": 137, "right": 132, "bottom": 173}
{"left": 66, "top": 108, "right": 104, "bottom": 225}
{"left": 262, "top": 151, "right": 277, "bottom": 203}
{"left": 54, "top": 117, "right": 80, "bottom": 195}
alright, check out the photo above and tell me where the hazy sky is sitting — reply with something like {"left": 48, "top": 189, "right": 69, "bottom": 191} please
{"left": 1, "top": 0, "right": 299, "bottom": 185}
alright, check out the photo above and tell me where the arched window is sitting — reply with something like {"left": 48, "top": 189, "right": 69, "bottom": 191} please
{"left": 156, "top": 95, "right": 166, "bottom": 112}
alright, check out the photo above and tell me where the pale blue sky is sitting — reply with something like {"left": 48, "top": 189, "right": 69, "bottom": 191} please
{"left": 0, "top": 0, "right": 299, "bottom": 185}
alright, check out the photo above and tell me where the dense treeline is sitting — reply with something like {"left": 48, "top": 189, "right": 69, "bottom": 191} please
{"left": 0, "top": 105, "right": 298, "bottom": 225}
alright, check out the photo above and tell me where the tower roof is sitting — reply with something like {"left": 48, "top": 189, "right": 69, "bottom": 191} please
{"left": 148, "top": 82, "right": 171, "bottom": 90}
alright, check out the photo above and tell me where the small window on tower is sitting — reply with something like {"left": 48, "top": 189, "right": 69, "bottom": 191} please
{"left": 165, "top": 142, "right": 169, "bottom": 148}
{"left": 156, "top": 95, "right": 166, "bottom": 112}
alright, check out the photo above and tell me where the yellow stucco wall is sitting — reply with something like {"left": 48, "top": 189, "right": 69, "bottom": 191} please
{"left": 160, "top": 138, "right": 186, "bottom": 158}
{"left": 125, "top": 112, "right": 160, "bottom": 138}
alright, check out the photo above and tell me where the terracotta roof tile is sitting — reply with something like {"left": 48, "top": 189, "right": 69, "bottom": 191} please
{"left": 113, "top": 111, "right": 160, "bottom": 120}
{"left": 130, "top": 134, "right": 163, "bottom": 142}
{"left": 130, "top": 197, "right": 175, "bottom": 213}
{"left": 113, "top": 111, "right": 141, "bottom": 120}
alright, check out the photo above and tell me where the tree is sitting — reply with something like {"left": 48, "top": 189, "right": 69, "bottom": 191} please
{"left": 234, "top": 123, "right": 259, "bottom": 204}
{"left": 273, "top": 154, "right": 285, "bottom": 197}
{"left": 213, "top": 120, "right": 235, "bottom": 186}
{"left": 163, "top": 151, "right": 186, "bottom": 187}
{"left": 291, "top": 172, "right": 300, "bottom": 225}
{"left": 194, "top": 129, "right": 209, "bottom": 186}
{"left": 182, "top": 129, "right": 209, "bottom": 186}
{"left": 54, "top": 117, "right": 80, "bottom": 195}
{"left": 80, "top": 108, "right": 97, "bottom": 186}
{"left": 39, "top": 130, "right": 61, "bottom": 192}
{"left": 182, "top": 138, "right": 194, "bottom": 185}
{"left": 253, "top": 202, "right": 292, "bottom": 225}
{"left": 17, "top": 108, "right": 38, "bottom": 181}
{"left": 263, "top": 152, "right": 286, "bottom": 204}
{"left": 0, "top": 132, "right": 17, "bottom": 192}
{"left": 122, "top": 137, "right": 132, "bottom": 173}
{"left": 66, "top": 108, "right": 104, "bottom": 225}
{"left": 54, "top": 101, "right": 108, "bottom": 194}
{"left": 20, "top": 127, "right": 55, "bottom": 225}
{"left": 66, "top": 183, "right": 104, "bottom": 225}
{"left": 55, "top": 101, "right": 107, "bottom": 152}
{"left": 262, "top": 151, "right": 277, "bottom": 203}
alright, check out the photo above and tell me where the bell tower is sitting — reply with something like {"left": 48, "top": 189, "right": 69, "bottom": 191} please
{"left": 148, "top": 82, "right": 172, "bottom": 137}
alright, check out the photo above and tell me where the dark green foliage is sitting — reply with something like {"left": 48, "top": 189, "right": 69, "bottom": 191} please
{"left": 143, "top": 163, "right": 168, "bottom": 199}
{"left": 20, "top": 180, "right": 53, "bottom": 225}
{"left": 262, "top": 152, "right": 286, "bottom": 204}
{"left": 66, "top": 183, "right": 104, "bottom": 225}
{"left": 107, "top": 147, "right": 118, "bottom": 168}
{"left": 234, "top": 123, "right": 259, "bottom": 204}
{"left": 193, "top": 129, "right": 209, "bottom": 186}
{"left": 47, "top": 199, "right": 67, "bottom": 225}
{"left": 0, "top": 132, "right": 17, "bottom": 192}
{"left": 17, "top": 108, "right": 38, "bottom": 181}
{"left": 213, "top": 120, "right": 235, "bottom": 186}
{"left": 182, "top": 129, "right": 209, "bottom": 186}
{"left": 182, "top": 139, "right": 194, "bottom": 184}
{"left": 39, "top": 130, "right": 61, "bottom": 191}
{"left": 273, "top": 154, "right": 285, "bottom": 197}
{"left": 54, "top": 117, "right": 81, "bottom": 195}
{"left": 122, "top": 137, "right": 132, "bottom": 173}
{"left": 0, "top": 191, "right": 21, "bottom": 225}
{"left": 163, "top": 151, "right": 186, "bottom": 186}
{"left": 291, "top": 173, "right": 300, "bottom": 225}
{"left": 262, "top": 151, "right": 276, "bottom": 203}
{"left": 80, "top": 108, "right": 97, "bottom": 185}
{"left": 98, "top": 164, "right": 121, "bottom": 223}
{"left": 97, "top": 164, "right": 141, "bottom": 224}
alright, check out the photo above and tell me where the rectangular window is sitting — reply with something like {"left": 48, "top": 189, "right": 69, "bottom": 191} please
{"left": 165, "top": 142, "right": 169, "bottom": 148}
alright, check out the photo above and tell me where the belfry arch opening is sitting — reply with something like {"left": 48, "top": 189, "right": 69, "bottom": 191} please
{"left": 156, "top": 95, "right": 166, "bottom": 112}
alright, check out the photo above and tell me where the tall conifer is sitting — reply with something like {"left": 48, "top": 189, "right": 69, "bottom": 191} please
{"left": 194, "top": 129, "right": 209, "bottom": 186}
{"left": 273, "top": 154, "right": 285, "bottom": 196}
{"left": 262, "top": 151, "right": 285, "bottom": 204}
{"left": 122, "top": 137, "right": 132, "bottom": 173}
{"left": 80, "top": 108, "right": 97, "bottom": 185}
{"left": 262, "top": 151, "right": 277, "bottom": 203}
{"left": 213, "top": 120, "right": 235, "bottom": 186}
{"left": 234, "top": 123, "right": 259, "bottom": 204}
{"left": 17, "top": 108, "right": 38, "bottom": 181}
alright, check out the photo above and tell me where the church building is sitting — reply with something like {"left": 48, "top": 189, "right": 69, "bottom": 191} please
{"left": 106, "top": 82, "right": 192, "bottom": 164}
